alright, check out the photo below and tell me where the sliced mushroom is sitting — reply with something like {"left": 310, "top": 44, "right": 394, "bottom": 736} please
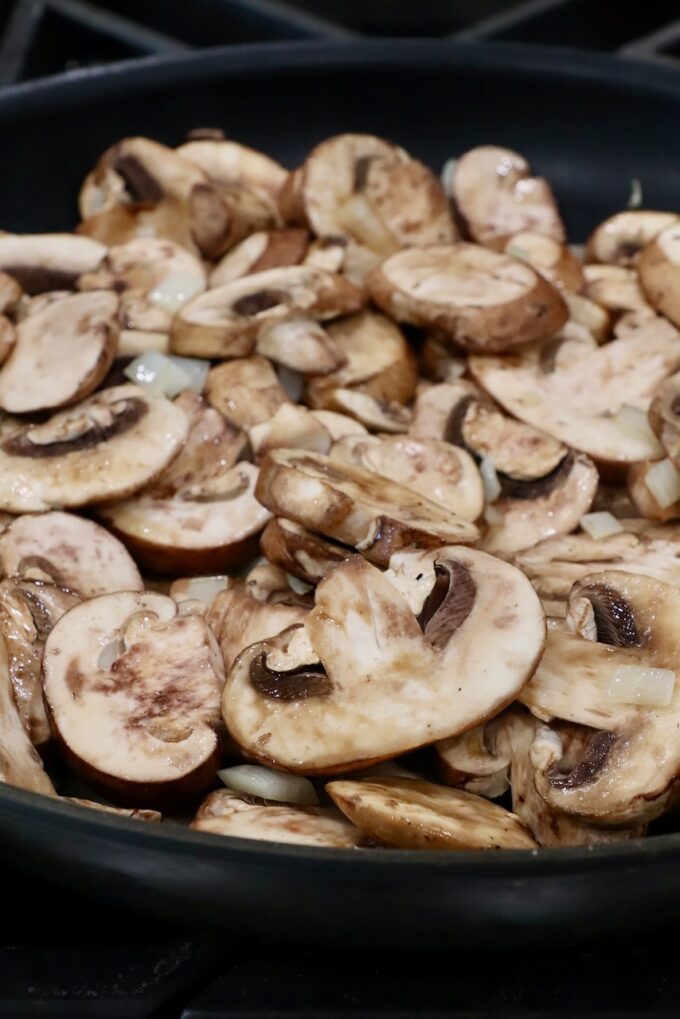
{"left": 188, "top": 181, "right": 279, "bottom": 260}
{"left": 447, "top": 145, "right": 565, "bottom": 248}
{"left": 0, "top": 633, "right": 55, "bottom": 795}
{"left": 586, "top": 210, "right": 678, "bottom": 267}
{"left": 249, "top": 403, "right": 333, "bottom": 459}
{"left": 0, "top": 272, "right": 22, "bottom": 314}
{"left": 328, "top": 390, "right": 413, "bottom": 434}
{"left": 0, "top": 511, "right": 142, "bottom": 597}
{"left": 563, "top": 291, "right": 611, "bottom": 343}
{"left": 256, "top": 316, "right": 344, "bottom": 375}
{"left": 304, "top": 235, "right": 348, "bottom": 273}
{"left": 0, "top": 291, "right": 118, "bottom": 414}
{"left": 176, "top": 139, "right": 287, "bottom": 203}
{"left": 43, "top": 591, "right": 224, "bottom": 806}
{"left": 435, "top": 716, "right": 510, "bottom": 798}
{"left": 0, "top": 384, "right": 189, "bottom": 512}
{"left": 330, "top": 433, "right": 483, "bottom": 522}
{"left": 0, "top": 577, "right": 79, "bottom": 748}
{"left": 210, "top": 229, "right": 310, "bottom": 287}
{"left": 65, "top": 798, "right": 161, "bottom": 822}
{"left": 648, "top": 372, "right": 680, "bottom": 466}
{"left": 170, "top": 266, "right": 363, "bottom": 359}
{"left": 205, "top": 356, "right": 289, "bottom": 430}
{"left": 192, "top": 789, "right": 363, "bottom": 847}
{"left": 627, "top": 459, "right": 680, "bottom": 521}
{"left": 469, "top": 316, "right": 680, "bottom": 465}
{"left": 309, "top": 410, "right": 367, "bottom": 441}
{"left": 419, "top": 335, "right": 467, "bottom": 383}
{"left": 169, "top": 575, "right": 230, "bottom": 611}
{"left": 0, "top": 234, "right": 106, "bottom": 294}
{"left": 504, "top": 231, "right": 584, "bottom": 291}
{"left": 582, "top": 264, "right": 653, "bottom": 314}
{"left": 222, "top": 548, "right": 544, "bottom": 771}
{"left": 0, "top": 316, "right": 15, "bottom": 367}
{"left": 304, "top": 310, "right": 417, "bottom": 411}
{"left": 255, "top": 449, "right": 478, "bottom": 566}
{"left": 77, "top": 199, "right": 198, "bottom": 254}
{"left": 368, "top": 244, "right": 567, "bottom": 353}
{"left": 259, "top": 518, "right": 351, "bottom": 585}
{"left": 327, "top": 777, "right": 537, "bottom": 850}
{"left": 638, "top": 222, "right": 680, "bottom": 327}
{"left": 207, "top": 582, "right": 309, "bottom": 671}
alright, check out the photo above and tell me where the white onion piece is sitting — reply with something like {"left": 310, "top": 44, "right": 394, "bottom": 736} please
{"left": 277, "top": 365, "right": 304, "bottom": 402}
{"left": 148, "top": 269, "right": 204, "bottom": 312}
{"left": 608, "top": 665, "right": 675, "bottom": 707}
{"left": 645, "top": 458, "right": 680, "bottom": 509}
{"left": 480, "top": 456, "right": 501, "bottom": 503}
{"left": 579, "top": 511, "right": 624, "bottom": 539}
{"left": 218, "top": 765, "right": 319, "bottom": 806}
{"left": 612, "top": 404, "right": 663, "bottom": 458}
{"left": 286, "top": 573, "right": 313, "bottom": 596}
{"left": 124, "top": 351, "right": 192, "bottom": 398}
{"left": 441, "top": 157, "right": 457, "bottom": 193}
{"left": 167, "top": 355, "right": 210, "bottom": 394}
{"left": 627, "top": 178, "right": 643, "bottom": 210}
{"left": 172, "top": 576, "right": 230, "bottom": 606}
{"left": 484, "top": 504, "right": 504, "bottom": 525}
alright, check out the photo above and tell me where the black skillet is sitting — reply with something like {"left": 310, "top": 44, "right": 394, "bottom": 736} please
{"left": 0, "top": 39, "right": 679, "bottom": 949}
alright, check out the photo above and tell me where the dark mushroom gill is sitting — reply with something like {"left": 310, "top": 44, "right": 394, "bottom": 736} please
{"left": 418, "top": 560, "right": 476, "bottom": 651}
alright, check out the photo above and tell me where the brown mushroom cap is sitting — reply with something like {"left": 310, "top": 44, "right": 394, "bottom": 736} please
{"left": 0, "top": 234, "right": 106, "bottom": 294}
{"left": 638, "top": 222, "right": 680, "bottom": 327}
{"left": 77, "top": 198, "right": 199, "bottom": 254}
{"left": 0, "top": 633, "right": 56, "bottom": 796}
{"left": 586, "top": 210, "right": 678, "bottom": 267}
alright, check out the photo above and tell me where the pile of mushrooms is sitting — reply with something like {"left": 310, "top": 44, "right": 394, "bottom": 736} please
{"left": 1, "top": 131, "right": 680, "bottom": 852}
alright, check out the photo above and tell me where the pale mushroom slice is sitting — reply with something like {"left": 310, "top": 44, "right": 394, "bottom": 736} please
{"left": 304, "top": 235, "right": 348, "bottom": 273}
{"left": 255, "top": 316, "right": 345, "bottom": 375}
{"left": 43, "top": 591, "right": 224, "bottom": 806}
{"left": 563, "top": 291, "right": 611, "bottom": 343}
{"left": 419, "top": 336, "right": 467, "bottom": 384}
{"left": 504, "top": 231, "right": 584, "bottom": 291}
{"left": 0, "top": 271, "right": 22, "bottom": 314}
{"left": 255, "top": 449, "right": 478, "bottom": 567}
{"left": 222, "top": 548, "right": 544, "bottom": 772}
{"left": 329, "top": 390, "right": 413, "bottom": 434}
{"left": 627, "top": 459, "right": 680, "bottom": 522}
{"left": 0, "top": 291, "right": 118, "bottom": 414}
{"left": 0, "top": 634, "right": 55, "bottom": 796}
{"left": 638, "top": 222, "right": 680, "bottom": 327}
{"left": 249, "top": 403, "right": 333, "bottom": 460}
{"left": 304, "top": 310, "right": 418, "bottom": 411}
{"left": 65, "top": 798, "right": 161, "bottom": 822}
{"left": 326, "top": 777, "right": 537, "bottom": 850}
{"left": 309, "top": 410, "right": 367, "bottom": 441}
{"left": 0, "top": 385, "right": 189, "bottom": 512}
{"left": 210, "top": 229, "right": 310, "bottom": 287}
{"left": 192, "top": 789, "right": 363, "bottom": 848}
{"left": 0, "top": 577, "right": 79, "bottom": 748}
{"left": 176, "top": 139, "right": 287, "bottom": 203}
{"left": 0, "top": 316, "right": 15, "bottom": 367}
{"left": 260, "top": 518, "right": 351, "bottom": 585}
{"left": 330, "top": 433, "right": 483, "bottom": 522}
{"left": 188, "top": 181, "right": 279, "bottom": 261}
{"left": 0, "top": 512, "right": 142, "bottom": 597}
{"left": 368, "top": 244, "right": 567, "bottom": 353}
{"left": 586, "top": 211, "right": 678, "bottom": 267}
{"left": 0, "top": 234, "right": 106, "bottom": 294}
{"left": 207, "top": 580, "right": 309, "bottom": 671}
{"left": 469, "top": 316, "right": 680, "bottom": 465}
{"left": 582, "top": 264, "right": 653, "bottom": 314}
{"left": 435, "top": 716, "right": 510, "bottom": 799}
{"left": 77, "top": 198, "right": 198, "bottom": 254}
{"left": 519, "top": 573, "right": 680, "bottom": 826}
{"left": 447, "top": 145, "right": 565, "bottom": 248}
{"left": 205, "top": 356, "right": 289, "bottom": 430}
{"left": 170, "top": 266, "right": 363, "bottom": 359}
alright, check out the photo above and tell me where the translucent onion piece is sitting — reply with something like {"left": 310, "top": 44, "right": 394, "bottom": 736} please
{"left": 645, "top": 458, "right": 680, "bottom": 510}
{"left": 167, "top": 355, "right": 210, "bottom": 394}
{"left": 612, "top": 404, "right": 663, "bottom": 458}
{"left": 172, "top": 576, "right": 230, "bottom": 606}
{"left": 218, "top": 765, "right": 319, "bottom": 806}
{"left": 608, "top": 665, "right": 675, "bottom": 707}
{"left": 480, "top": 456, "right": 501, "bottom": 503}
{"left": 148, "top": 269, "right": 204, "bottom": 312}
{"left": 124, "top": 351, "right": 192, "bottom": 398}
{"left": 579, "top": 511, "right": 624, "bottom": 539}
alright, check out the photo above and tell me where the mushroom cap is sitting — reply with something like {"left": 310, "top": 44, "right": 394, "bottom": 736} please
{"left": 205, "top": 355, "right": 289, "bottom": 430}
{"left": 586, "top": 210, "right": 678, "bottom": 267}
{"left": 582, "top": 264, "right": 652, "bottom": 314}
{"left": 0, "top": 633, "right": 56, "bottom": 796}
{"left": 638, "top": 222, "right": 680, "bottom": 327}
{"left": 0, "top": 234, "right": 106, "bottom": 294}
{"left": 504, "top": 231, "right": 584, "bottom": 291}
{"left": 176, "top": 139, "right": 287, "bottom": 200}
{"left": 77, "top": 198, "right": 199, "bottom": 254}
{"left": 326, "top": 777, "right": 536, "bottom": 850}
{"left": 368, "top": 243, "right": 567, "bottom": 352}
{"left": 259, "top": 517, "right": 351, "bottom": 585}
{"left": 0, "top": 385, "right": 189, "bottom": 512}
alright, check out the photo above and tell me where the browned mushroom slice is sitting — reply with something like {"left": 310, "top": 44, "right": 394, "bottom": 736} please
{"left": 563, "top": 291, "right": 611, "bottom": 343}
{"left": 255, "top": 449, "right": 478, "bottom": 566}
{"left": 171, "top": 266, "right": 363, "bottom": 359}
{"left": 0, "top": 272, "right": 22, "bottom": 314}
{"left": 0, "top": 512, "right": 142, "bottom": 597}
{"left": 250, "top": 403, "right": 333, "bottom": 459}
{"left": 504, "top": 231, "right": 584, "bottom": 291}
{"left": 304, "top": 235, "right": 347, "bottom": 273}
{"left": 176, "top": 139, "right": 287, "bottom": 203}
{"left": 420, "top": 336, "right": 467, "bottom": 384}
{"left": 0, "top": 291, "right": 118, "bottom": 414}
{"left": 582, "top": 264, "right": 653, "bottom": 314}
{"left": 469, "top": 316, "right": 680, "bottom": 465}
{"left": 327, "top": 777, "right": 537, "bottom": 850}
{"left": 223, "top": 548, "right": 544, "bottom": 772}
{"left": 0, "top": 316, "right": 15, "bottom": 367}
{"left": 205, "top": 356, "right": 289, "bottom": 430}
{"left": 330, "top": 433, "right": 483, "bottom": 522}
{"left": 0, "top": 234, "right": 106, "bottom": 294}
{"left": 65, "top": 798, "right": 161, "bottom": 822}
{"left": 586, "top": 210, "right": 678, "bottom": 267}
{"left": 627, "top": 459, "right": 680, "bottom": 521}
{"left": 256, "top": 317, "right": 344, "bottom": 375}
{"left": 0, "top": 384, "right": 189, "bottom": 512}
{"left": 210, "top": 229, "right": 310, "bottom": 287}
{"left": 0, "top": 577, "right": 79, "bottom": 748}
{"left": 638, "top": 222, "right": 680, "bottom": 327}
{"left": 43, "top": 591, "right": 224, "bottom": 806}
{"left": 368, "top": 244, "right": 567, "bottom": 353}
{"left": 260, "top": 518, "right": 351, "bottom": 585}
{"left": 77, "top": 198, "right": 199, "bottom": 254}
{"left": 207, "top": 581, "right": 309, "bottom": 671}
{"left": 304, "top": 310, "right": 418, "bottom": 411}
{"left": 188, "top": 181, "right": 279, "bottom": 261}
{"left": 447, "top": 145, "right": 565, "bottom": 248}
{"left": 435, "top": 717, "right": 510, "bottom": 798}
{"left": 192, "top": 789, "right": 363, "bottom": 847}
{"left": 0, "top": 633, "right": 55, "bottom": 795}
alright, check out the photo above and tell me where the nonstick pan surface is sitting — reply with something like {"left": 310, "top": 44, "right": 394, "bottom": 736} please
{"left": 1, "top": 40, "right": 680, "bottom": 949}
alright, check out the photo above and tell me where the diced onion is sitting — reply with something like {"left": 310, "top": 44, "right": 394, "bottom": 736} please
{"left": 167, "top": 355, "right": 210, "bottom": 394}
{"left": 612, "top": 404, "right": 663, "bottom": 457}
{"left": 608, "top": 665, "right": 675, "bottom": 707}
{"left": 148, "top": 269, "right": 204, "bottom": 312}
{"left": 218, "top": 765, "right": 319, "bottom": 806}
{"left": 286, "top": 573, "right": 312, "bottom": 596}
{"left": 483, "top": 504, "right": 504, "bottom": 525}
{"left": 579, "top": 511, "right": 624, "bottom": 539}
{"left": 441, "top": 157, "right": 457, "bottom": 193}
{"left": 627, "top": 177, "right": 643, "bottom": 210}
{"left": 124, "top": 351, "right": 192, "bottom": 398}
{"left": 645, "top": 458, "right": 680, "bottom": 509}
{"left": 480, "top": 455, "right": 501, "bottom": 503}
{"left": 173, "top": 576, "right": 229, "bottom": 606}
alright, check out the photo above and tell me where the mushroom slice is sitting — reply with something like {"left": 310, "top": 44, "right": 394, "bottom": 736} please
{"left": 169, "top": 575, "right": 230, "bottom": 612}
{"left": 586, "top": 211, "right": 678, "bottom": 267}
{"left": 304, "top": 235, "right": 348, "bottom": 273}
{"left": 329, "top": 390, "right": 413, "bottom": 434}
{"left": 176, "top": 139, "right": 287, "bottom": 203}
{"left": 304, "top": 310, "right": 417, "bottom": 411}
{"left": 43, "top": 591, "right": 224, "bottom": 806}
{"left": 192, "top": 789, "right": 363, "bottom": 848}
{"left": 0, "top": 577, "right": 79, "bottom": 748}
{"left": 0, "top": 316, "right": 15, "bottom": 367}
{"left": 260, "top": 518, "right": 351, "bottom": 585}
{"left": 77, "top": 199, "right": 199, "bottom": 254}
{"left": 368, "top": 244, "right": 567, "bottom": 353}
{"left": 256, "top": 317, "right": 344, "bottom": 375}
{"left": 255, "top": 449, "right": 478, "bottom": 566}
{"left": 250, "top": 403, "right": 332, "bottom": 459}
{"left": 65, "top": 798, "right": 161, "bottom": 822}
{"left": 309, "top": 410, "right": 367, "bottom": 441}
{"left": 0, "top": 512, "right": 142, "bottom": 597}
{"left": 447, "top": 145, "right": 565, "bottom": 248}
{"left": 210, "top": 229, "right": 310, "bottom": 287}
{"left": 419, "top": 336, "right": 467, "bottom": 383}
{"left": 469, "top": 317, "right": 680, "bottom": 465}
{"left": 170, "top": 266, "right": 363, "bottom": 359}
{"left": 0, "top": 634, "right": 55, "bottom": 796}
{"left": 627, "top": 459, "right": 680, "bottom": 522}
{"left": 0, "top": 291, "right": 118, "bottom": 414}
{"left": 582, "top": 264, "right": 653, "bottom": 314}
{"left": 638, "top": 222, "right": 680, "bottom": 327}
{"left": 0, "top": 234, "right": 106, "bottom": 294}
{"left": 0, "top": 385, "right": 188, "bottom": 512}
{"left": 330, "top": 433, "right": 483, "bottom": 522}
{"left": 504, "top": 231, "right": 584, "bottom": 291}
{"left": 223, "top": 548, "right": 544, "bottom": 771}
{"left": 205, "top": 356, "right": 289, "bottom": 430}
{"left": 563, "top": 291, "right": 611, "bottom": 343}
{"left": 0, "top": 272, "right": 22, "bottom": 314}
{"left": 207, "top": 583, "right": 309, "bottom": 671}
{"left": 326, "top": 777, "right": 536, "bottom": 850}
{"left": 435, "top": 717, "right": 510, "bottom": 798}
{"left": 188, "top": 181, "right": 279, "bottom": 261}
